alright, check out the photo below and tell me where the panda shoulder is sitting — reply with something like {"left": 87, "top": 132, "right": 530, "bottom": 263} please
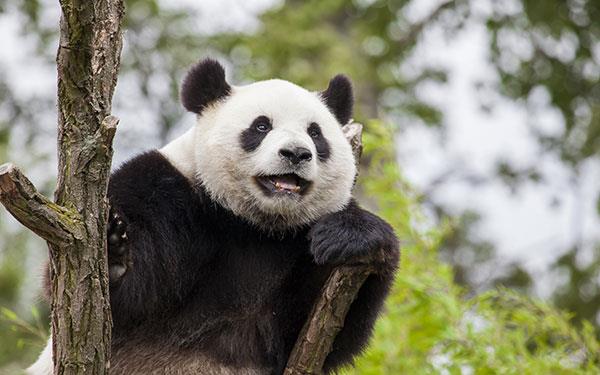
{"left": 108, "top": 150, "right": 198, "bottom": 217}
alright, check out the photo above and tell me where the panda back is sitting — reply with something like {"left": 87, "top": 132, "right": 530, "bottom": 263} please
{"left": 108, "top": 150, "right": 199, "bottom": 222}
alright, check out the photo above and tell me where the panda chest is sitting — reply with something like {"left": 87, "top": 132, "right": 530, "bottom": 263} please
{"left": 201, "top": 238, "right": 306, "bottom": 308}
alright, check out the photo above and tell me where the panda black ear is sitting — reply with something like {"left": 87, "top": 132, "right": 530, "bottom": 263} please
{"left": 181, "top": 58, "right": 231, "bottom": 115}
{"left": 320, "top": 75, "right": 353, "bottom": 125}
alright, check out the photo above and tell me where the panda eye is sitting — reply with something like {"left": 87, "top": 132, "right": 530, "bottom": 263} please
{"left": 308, "top": 123, "right": 321, "bottom": 138}
{"left": 253, "top": 116, "right": 271, "bottom": 133}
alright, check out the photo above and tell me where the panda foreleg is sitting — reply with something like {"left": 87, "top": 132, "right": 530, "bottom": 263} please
{"left": 309, "top": 199, "right": 398, "bottom": 267}
{"left": 308, "top": 199, "right": 399, "bottom": 371}
{"left": 107, "top": 207, "right": 130, "bottom": 284}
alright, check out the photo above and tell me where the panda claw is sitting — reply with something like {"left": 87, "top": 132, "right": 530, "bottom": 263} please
{"left": 114, "top": 245, "right": 127, "bottom": 256}
{"left": 107, "top": 207, "right": 130, "bottom": 282}
{"left": 114, "top": 220, "right": 126, "bottom": 232}
{"left": 108, "top": 233, "right": 121, "bottom": 245}
{"left": 109, "top": 264, "right": 127, "bottom": 282}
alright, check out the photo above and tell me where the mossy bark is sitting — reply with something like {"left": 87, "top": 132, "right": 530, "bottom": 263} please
{"left": 0, "top": 1, "right": 124, "bottom": 374}
{"left": 51, "top": 0, "right": 124, "bottom": 373}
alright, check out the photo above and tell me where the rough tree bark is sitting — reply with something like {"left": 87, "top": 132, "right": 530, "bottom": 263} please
{"left": 0, "top": 0, "right": 124, "bottom": 374}
{"left": 284, "top": 123, "right": 378, "bottom": 375}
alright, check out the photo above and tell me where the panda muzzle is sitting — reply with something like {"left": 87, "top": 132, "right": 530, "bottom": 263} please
{"left": 255, "top": 174, "right": 311, "bottom": 196}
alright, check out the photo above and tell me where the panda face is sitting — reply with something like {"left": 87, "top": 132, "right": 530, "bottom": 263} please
{"left": 193, "top": 79, "right": 356, "bottom": 231}
{"left": 164, "top": 59, "right": 356, "bottom": 231}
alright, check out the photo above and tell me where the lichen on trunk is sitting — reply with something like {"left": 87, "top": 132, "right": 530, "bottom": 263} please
{"left": 51, "top": 0, "right": 124, "bottom": 371}
{"left": 0, "top": 0, "right": 124, "bottom": 374}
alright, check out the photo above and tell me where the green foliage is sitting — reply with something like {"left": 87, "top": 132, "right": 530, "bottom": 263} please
{"left": 551, "top": 247, "right": 600, "bottom": 330}
{"left": 343, "top": 121, "right": 600, "bottom": 373}
{"left": 1, "top": 307, "right": 48, "bottom": 344}
{"left": 0, "top": 228, "right": 48, "bottom": 372}
{"left": 0, "top": 305, "right": 48, "bottom": 373}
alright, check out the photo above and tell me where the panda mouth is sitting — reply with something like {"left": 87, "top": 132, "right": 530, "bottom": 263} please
{"left": 254, "top": 174, "right": 311, "bottom": 196}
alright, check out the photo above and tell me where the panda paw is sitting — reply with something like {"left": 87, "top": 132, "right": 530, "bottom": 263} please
{"left": 309, "top": 204, "right": 398, "bottom": 268}
{"left": 107, "top": 208, "right": 131, "bottom": 284}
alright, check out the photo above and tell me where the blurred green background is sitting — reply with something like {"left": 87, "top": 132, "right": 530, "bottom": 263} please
{"left": 1, "top": 0, "right": 599, "bottom": 373}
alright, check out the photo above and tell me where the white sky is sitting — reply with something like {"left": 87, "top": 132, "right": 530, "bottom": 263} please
{"left": 396, "top": 0, "right": 600, "bottom": 293}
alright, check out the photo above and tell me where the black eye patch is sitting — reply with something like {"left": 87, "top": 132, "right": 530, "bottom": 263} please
{"left": 240, "top": 116, "right": 272, "bottom": 152}
{"left": 307, "top": 122, "right": 330, "bottom": 162}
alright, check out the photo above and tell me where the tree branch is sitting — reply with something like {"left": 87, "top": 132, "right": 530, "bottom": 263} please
{"left": 0, "top": 164, "right": 81, "bottom": 246}
{"left": 0, "top": 116, "right": 120, "bottom": 249}
{"left": 284, "top": 264, "right": 375, "bottom": 374}
{"left": 284, "top": 123, "right": 376, "bottom": 374}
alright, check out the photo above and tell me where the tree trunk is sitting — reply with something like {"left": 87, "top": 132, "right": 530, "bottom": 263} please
{"left": 0, "top": 0, "right": 124, "bottom": 373}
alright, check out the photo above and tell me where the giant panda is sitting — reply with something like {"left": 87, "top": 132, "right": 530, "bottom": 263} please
{"left": 28, "top": 58, "right": 399, "bottom": 374}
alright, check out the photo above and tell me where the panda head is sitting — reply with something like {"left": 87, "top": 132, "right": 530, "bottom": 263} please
{"left": 178, "top": 58, "right": 356, "bottom": 231}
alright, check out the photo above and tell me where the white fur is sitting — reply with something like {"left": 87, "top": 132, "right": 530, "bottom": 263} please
{"left": 161, "top": 127, "right": 197, "bottom": 178}
{"left": 27, "top": 337, "right": 52, "bottom": 375}
{"left": 161, "top": 79, "right": 356, "bottom": 231}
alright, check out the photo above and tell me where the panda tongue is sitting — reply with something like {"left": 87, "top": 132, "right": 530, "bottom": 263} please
{"left": 273, "top": 175, "right": 298, "bottom": 190}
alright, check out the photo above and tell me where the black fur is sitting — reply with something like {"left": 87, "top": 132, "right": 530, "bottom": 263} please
{"left": 107, "top": 209, "right": 130, "bottom": 284}
{"left": 240, "top": 116, "right": 272, "bottom": 153}
{"left": 46, "top": 151, "right": 399, "bottom": 373}
{"left": 309, "top": 200, "right": 398, "bottom": 265}
{"left": 307, "top": 122, "right": 331, "bottom": 162}
{"left": 320, "top": 75, "right": 353, "bottom": 125}
{"left": 279, "top": 147, "right": 312, "bottom": 165}
{"left": 181, "top": 58, "right": 231, "bottom": 114}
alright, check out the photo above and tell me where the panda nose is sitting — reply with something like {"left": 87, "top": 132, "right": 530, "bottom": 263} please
{"left": 279, "top": 147, "right": 313, "bottom": 164}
